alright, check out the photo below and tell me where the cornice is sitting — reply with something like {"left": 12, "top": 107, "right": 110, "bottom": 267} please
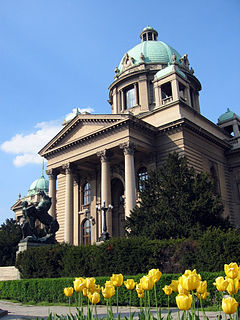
{"left": 41, "top": 116, "right": 156, "bottom": 158}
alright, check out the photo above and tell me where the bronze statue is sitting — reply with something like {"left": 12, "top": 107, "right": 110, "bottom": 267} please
{"left": 20, "top": 191, "right": 59, "bottom": 244}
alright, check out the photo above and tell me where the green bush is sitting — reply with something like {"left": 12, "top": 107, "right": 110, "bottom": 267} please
{"left": 16, "top": 229, "right": 240, "bottom": 279}
{"left": 0, "top": 272, "right": 225, "bottom": 307}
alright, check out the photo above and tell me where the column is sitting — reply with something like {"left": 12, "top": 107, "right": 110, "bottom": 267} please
{"left": 171, "top": 78, "right": 179, "bottom": 101}
{"left": 233, "top": 120, "right": 240, "bottom": 137}
{"left": 63, "top": 163, "right": 73, "bottom": 244}
{"left": 97, "top": 150, "right": 112, "bottom": 235}
{"left": 121, "top": 142, "right": 136, "bottom": 218}
{"left": 46, "top": 169, "right": 57, "bottom": 218}
{"left": 134, "top": 83, "right": 138, "bottom": 105}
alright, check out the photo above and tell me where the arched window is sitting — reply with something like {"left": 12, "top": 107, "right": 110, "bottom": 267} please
{"left": 137, "top": 167, "right": 148, "bottom": 191}
{"left": 82, "top": 219, "right": 91, "bottom": 245}
{"left": 83, "top": 182, "right": 91, "bottom": 205}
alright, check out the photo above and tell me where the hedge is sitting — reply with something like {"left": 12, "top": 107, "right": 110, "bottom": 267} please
{"left": 16, "top": 229, "right": 240, "bottom": 279}
{"left": 0, "top": 272, "right": 225, "bottom": 307}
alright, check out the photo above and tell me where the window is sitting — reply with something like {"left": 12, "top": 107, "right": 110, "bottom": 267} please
{"left": 161, "top": 82, "right": 172, "bottom": 101}
{"left": 137, "top": 167, "right": 148, "bottom": 191}
{"left": 148, "top": 33, "right": 153, "bottom": 41}
{"left": 125, "top": 86, "right": 135, "bottom": 109}
{"left": 83, "top": 182, "right": 91, "bottom": 205}
{"left": 179, "top": 82, "right": 186, "bottom": 101}
{"left": 82, "top": 219, "right": 91, "bottom": 245}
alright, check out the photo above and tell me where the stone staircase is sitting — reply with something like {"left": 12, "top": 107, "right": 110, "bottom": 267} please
{"left": 0, "top": 266, "right": 20, "bottom": 281}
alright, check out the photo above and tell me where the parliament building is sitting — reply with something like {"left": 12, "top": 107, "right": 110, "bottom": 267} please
{"left": 13, "top": 27, "right": 240, "bottom": 245}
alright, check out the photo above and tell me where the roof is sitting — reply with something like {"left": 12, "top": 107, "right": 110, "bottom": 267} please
{"left": 218, "top": 108, "right": 240, "bottom": 124}
{"left": 118, "top": 38, "right": 182, "bottom": 74}
{"left": 27, "top": 175, "right": 49, "bottom": 196}
{"left": 155, "top": 65, "right": 186, "bottom": 80}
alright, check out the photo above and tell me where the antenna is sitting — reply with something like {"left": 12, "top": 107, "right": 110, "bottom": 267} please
{"left": 42, "top": 159, "right": 45, "bottom": 176}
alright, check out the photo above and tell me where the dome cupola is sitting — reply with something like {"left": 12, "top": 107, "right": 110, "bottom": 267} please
{"left": 140, "top": 26, "right": 158, "bottom": 42}
{"left": 27, "top": 175, "right": 49, "bottom": 196}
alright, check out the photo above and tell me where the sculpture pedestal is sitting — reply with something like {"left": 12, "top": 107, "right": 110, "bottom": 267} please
{"left": 17, "top": 240, "right": 52, "bottom": 255}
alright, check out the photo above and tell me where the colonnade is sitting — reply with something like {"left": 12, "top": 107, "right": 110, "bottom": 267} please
{"left": 46, "top": 142, "right": 137, "bottom": 244}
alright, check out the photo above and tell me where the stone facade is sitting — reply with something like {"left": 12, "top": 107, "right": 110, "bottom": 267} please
{"left": 18, "top": 27, "right": 240, "bottom": 245}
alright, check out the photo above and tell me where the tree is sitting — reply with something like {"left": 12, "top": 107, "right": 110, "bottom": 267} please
{"left": 0, "top": 218, "right": 22, "bottom": 266}
{"left": 126, "top": 153, "right": 230, "bottom": 240}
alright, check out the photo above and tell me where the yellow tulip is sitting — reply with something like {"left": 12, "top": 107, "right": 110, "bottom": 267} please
{"left": 148, "top": 269, "right": 162, "bottom": 283}
{"left": 83, "top": 287, "right": 88, "bottom": 297}
{"left": 137, "top": 292, "right": 144, "bottom": 298}
{"left": 183, "top": 269, "right": 201, "bottom": 280}
{"left": 110, "top": 274, "right": 123, "bottom": 287}
{"left": 124, "top": 279, "right": 136, "bottom": 290}
{"left": 226, "top": 278, "right": 239, "bottom": 295}
{"left": 73, "top": 277, "right": 86, "bottom": 292}
{"left": 197, "top": 280, "right": 207, "bottom": 294}
{"left": 176, "top": 294, "right": 192, "bottom": 310}
{"left": 195, "top": 292, "right": 209, "bottom": 300}
{"left": 64, "top": 287, "right": 74, "bottom": 297}
{"left": 136, "top": 283, "right": 144, "bottom": 296}
{"left": 213, "top": 277, "right": 229, "bottom": 292}
{"left": 85, "top": 277, "right": 96, "bottom": 290}
{"left": 222, "top": 297, "right": 239, "bottom": 314}
{"left": 162, "top": 285, "right": 172, "bottom": 296}
{"left": 179, "top": 274, "right": 200, "bottom": 291}
{"left": 224, "top": 263, "right": 239, "bottom": 279}
{"left": 101, "top": 285, "right": 115, "bottom": 299}
{"left": 177, "top": 283, "right": 189, "bottom": 295}
{"left": 91, "top": 292, "right": 101, "bottom": 304}
{"left": 140, "top": 275, "right": 155, "bottom": 291}
{"left": 170, "top": 280, "right": 179, "bottom": 293}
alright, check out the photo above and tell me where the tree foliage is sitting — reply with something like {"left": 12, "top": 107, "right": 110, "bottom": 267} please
{"left": 126, "top": 153, "right": 230, "bottom": 239}
{"left": 0, "top": 218, "right": 22, "bottom": 266}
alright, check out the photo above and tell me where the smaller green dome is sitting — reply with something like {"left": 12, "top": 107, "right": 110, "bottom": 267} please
{"left": 218, "top": 108, "right": 240, "bottom": 124}
{"left": 27, "top": 175, "right": 49, "bottom": 196}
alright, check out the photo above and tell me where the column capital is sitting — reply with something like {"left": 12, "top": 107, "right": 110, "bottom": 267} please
{"left": 120, "top": 142, "right": 135, "bottom": 156}
{"left": 97, "top": 149, "right": 111, "bottom": 162}
{"left": 46, "top": 168, "right": 57, "bottom": 179}
{"left": 62, "top": 163, "right": 73, "bottom": 174}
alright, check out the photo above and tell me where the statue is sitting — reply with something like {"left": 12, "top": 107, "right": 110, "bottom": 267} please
{"left": 20, "top": 191, "right": 59, "bottom": 244}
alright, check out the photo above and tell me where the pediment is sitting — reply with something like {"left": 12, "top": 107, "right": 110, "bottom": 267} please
{"left": 40, "top": 114, "right": 126, "bottom": 155}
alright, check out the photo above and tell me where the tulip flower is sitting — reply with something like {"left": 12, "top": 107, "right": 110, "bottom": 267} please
{"left": 176, "top": 293, "right": 192, "bottom": 311}
{"left": 213, "top": 276, "right": 229, "bottom": 292}
{"left": 224, "top": 263, "right": 239, "bottom": 279}
{"left": 85, "top": 277, "right": 96, "bottom": 290}
{"left": 124, "top": 279, "right": 136, "bottom": 290}
{"left": 222, "top": 297, "right": 239, "bottom": 314}
{"left": 195, "top": 291, "right": 209, "bottom": 300}
{"left": 137, "top": 292, "right": 144, "bottom": 298}
{"left": 177, "top": 283, "right": 189, "bottom": 295}
{"left": 179, "top": 274, "right": 200, "bottom": 291}
{"left": 196, "top": 280, "right": 207, "bottom": 294}
{"left": 136, "top": 283, "right": 144, "bottom": 297}
{"left": 110, "top": 274, "right": 123, "bottom": 287}
{"left": 83, "top": 287, "right": 88, "bottom": 297}
{"left": 140, "top": 275, "right": 155, "bottom": 291}
{"left": 170, "top": 280, "right": 179, "bottom": 293}
{"left": 101, "top": 285, "right": 115, "bottom": 299}
{"left": 148, "top": 268, "right": 162, "bottom": 283}
{"left": 226, "top": 278, "right": 239, "bottom": 295}
{"left": 64, "top": 287, "right": 73, "bottom": 297}
{"left": 183, "top": 269, "right": 201, "bottom": 280}
{"left": 91, "top": 292, "right": 100, "bottom": 304}
{"left": 74, "top": 277, "right": 86, "bottom": 292}
{"left": 162, "top": 285, "right": 172, "bottom": 296}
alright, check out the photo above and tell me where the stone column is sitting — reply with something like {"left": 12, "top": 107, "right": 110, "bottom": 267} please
{"left": 121, "top": 142, "right": 136, "bottom": 218}
{"left": 171, "top": 78, "right": 179, "bottom": 101}
{"left": 134, "top": 83, "right": 138, "bottom": 105}
{"left": 233, "top": 120, "right": 240, "bottom": 137}
{"left": 46, "top": 169, "right": 57, "bottom": 218}
{"left": 63, "top": 163, "right": 73, "bottom": 244}
{"left": 97, "top": 150, "right": 112, "bottom": 235}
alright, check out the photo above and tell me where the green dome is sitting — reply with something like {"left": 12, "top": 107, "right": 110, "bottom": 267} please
{"left": 118, "top": 36, "right": 182, "bottom": 74}
{"left": 218, "top": 108, "right": 240, "bottom": 124}
{"left": 27, "top": 175, "right": 49, "bottom": 196}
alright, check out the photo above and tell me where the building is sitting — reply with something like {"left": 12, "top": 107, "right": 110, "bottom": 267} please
{"left": 15, "top": 26, "right": 240, "bottom": 245}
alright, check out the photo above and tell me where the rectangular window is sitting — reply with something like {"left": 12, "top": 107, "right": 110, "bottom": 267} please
{"left": 125, "top": 86, "right": 135, "bottom": 109}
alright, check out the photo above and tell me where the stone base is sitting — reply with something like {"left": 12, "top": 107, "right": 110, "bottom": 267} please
{"left": 17, "top": 241, "right": 53, "bottom": 255}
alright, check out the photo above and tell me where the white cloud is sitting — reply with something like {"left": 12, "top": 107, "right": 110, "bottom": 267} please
{"left": 64, "top": 107, "right": 94, "bottom": 120}
{"left": 1, "top": 120, "right": 62, "bottom": 167}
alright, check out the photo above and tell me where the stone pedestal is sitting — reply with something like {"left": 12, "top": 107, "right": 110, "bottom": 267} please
{"left": 17, "top": 241, "right": 52, "bottom": 255}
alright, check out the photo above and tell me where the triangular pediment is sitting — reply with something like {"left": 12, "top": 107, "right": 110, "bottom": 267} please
{"left": 39, "top": 114, "right": 127, "bottom": 156}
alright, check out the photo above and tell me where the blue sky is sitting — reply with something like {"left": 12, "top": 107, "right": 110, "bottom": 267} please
{"left": 0, "top": 0, "right": 239, "bottom": 225}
